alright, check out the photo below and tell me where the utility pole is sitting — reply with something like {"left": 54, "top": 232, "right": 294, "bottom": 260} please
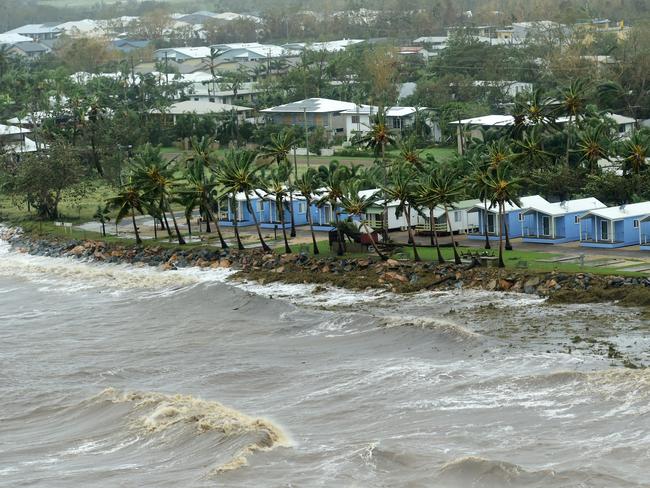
{"left": 303, "top": 107, "right": 310, "bottom": 168}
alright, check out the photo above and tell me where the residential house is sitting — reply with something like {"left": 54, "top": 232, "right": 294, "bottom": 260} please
{"left": 361, "top": 189, "right": 422, "bottom": 231}
{"left": 0, "top": 124, "right": 39, "bottom": 157}
{"left": 412, "top": 36, "right": 448, "bottom": 56}
{"left": 150, "top": 99, "right": 253, "bottom": 125}
{"left": 467, "top": 195, "right": 548, "bottom": 241}
{"left": 0, "top": 33, "right": 33, "bottom": 45}
{"left": 218, "top": 190, "right": 310, "bottom": 228}
{"left": 261, "top": 98, "right": 358, "bottom": 139}
{"left": 6, "top": 41, "right": 50, "bottom": 58}
{"left": 579, "top": 202, "right": 650, "bottom": 248}
{"left": 426, "top": 199, "right": 481, "bottom": 235}
{"left": 339, "top": 104, "right": 421, "bottom": 141}
{"left": 54, "top": 19, "right": 105, "bottom": 37}
{"left": 283, "top": 39, "right": 364, "bottom": 53}
{"left": 2, "top": 23, "right": 62, "bottom": 41}
{"left": 209, "top": 43, "right": 297, "bottom": 63}
{"left": 606, "top": 113, "right": 636, "bottom": 139}
{"left": 111, "top": 39, "right": 150, "bottom": 53}
{"left": 520, "top": 197, "right": 606, "bottom": 244}
{"left": 154, "top": 47, "right": 212, "bottom": 62}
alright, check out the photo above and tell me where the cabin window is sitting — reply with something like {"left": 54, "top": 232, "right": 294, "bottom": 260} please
{"left": 454, "top": 211, "right": 461, "bottom": 222}
{"left": 256, "top": 200, "right": 264, "bottom": 212}
{"left": 518, "top": 212, "right": 524, "bottom": 222}
{"left": 298, "top": 202, "right": 306, "bottom": 214}
{"left": 351, "top": 115, "right": 360, "bottom": 124}
{"left": 634, "top": 219, "right": 640, "bottom": 229}
{"left": 574, "top": 216, "right": 580, "bottom": 224}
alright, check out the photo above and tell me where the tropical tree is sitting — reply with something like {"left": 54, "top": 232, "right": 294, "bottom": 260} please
{"left": 107, "top": 186, "right": 144, "bottom": 245}
{"left": 339, "top": 182, "right": 387, "bottom": 261}
{"left": 429, "top": 170, "right": 464, "bottom": 265}
{"left": 483, "top": 162, "right": 522, "bottom": 268}
{"left": 557, "top": 78, "right": 590, "bottom": 165}
{"left": 576, "top": 124, "right": 610, "bottom": 174}
{"left": 215, "top": 150, "right": 271, "bottom": 252}
{"left": 356, "top": 109, "right": 396, "bottom": 239}
{"left": 181, "top": 161, "right": 229, "bottom": 249}
{"left": 129, "top": 144, "right": 185, "bottom": 245}
{"left": 415, "top": 172, "right": 445, "bottom": 263}
{"left": 384, "top": 163, "right": 420, "bottom": 261}
{"left": 263, "top": 165, "right": 292, "bottom": 254}
{"left": 620, "top": 131, "right": 650, "bottom": 175}
{"left": 93, "top": 204, "right": 111, "bottom": 237}
{"left": 294, "top": 168, "right": 322, "bottom": 255}
{"left": 465, "top": 160, "right": 493, "bottom": 250}
{"left": 259, "top": 130, "right": 298, "bottom": 236}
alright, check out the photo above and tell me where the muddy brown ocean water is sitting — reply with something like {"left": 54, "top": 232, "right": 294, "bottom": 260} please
{"left": 1, "top": 234, "right": 649, "bottom": 487}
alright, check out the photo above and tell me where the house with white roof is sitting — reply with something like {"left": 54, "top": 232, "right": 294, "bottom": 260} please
{"left": 467, "top": 195, "right": 548, "bottom": 241}
{"left": 339, "top": 104, "right": 421, "bottom": 141}
{"left": 0, "top": 33, "right": 34, "bottom": 45}
{"left": 0, "top": 124, "right": 39, "bottom": 155}
{"left": 283, "top": 39, "right": 364, "bottom": 53}
{"left": 55, "top": 19, "right": 105, "bottom": 37}
{"left": 261, "top": 98, "right": 358, "bottom": 138}
{"left": 580, "top": 202, "right": 650, "bottom": 248}
{"left": 209, "top": 43, "right": 297, "bottom": 62}
{"left": 520, "top": 197, "right": 606, "bottom": 244}
{"left": 154, "top": 47, "right": 212, "bottom": 62}
{"left": 150, "top": 100, "right": 252, "bottom": 125}
{"left": 3, "top": 23, "right": 62, "bottom": 41}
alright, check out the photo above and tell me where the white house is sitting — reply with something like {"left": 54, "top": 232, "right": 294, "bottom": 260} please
{"left": 150, "top": 100, "right": 252, "bottom": 124}
{"left": 261, "top": 98, "right": 358, "bottom": 138}
{"left": 339, "top": 104, "right": 421, "bottom": 141}
{"left": 431, "top": 199, "right": 481, "bottom": 234}
{"left": 360, "top": 189, "right": 422, "bottom": 231}
{"left": 154, "top": 47, "right": 212, "bottom": 62}
{"left": 0, "top": 124, "right": 39, "bottom": 154}
{"left": 209, "top": 43, "right": 298, "bottom": 62}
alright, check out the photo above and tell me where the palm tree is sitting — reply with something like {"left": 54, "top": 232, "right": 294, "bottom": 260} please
{"left": 215, "top": 150, "right": 271, "bottom": 252}
{"left": 483, "top": 163, "right": 522, "bottom": 268}
{"left": 576, "top": 124, "right": 610, "bottom": 174}
{"left": 318, "top": 161, "right": 349, "bottom": 254}
{"left": 260, "top": 130, "right": 298, "bottom": 236}
{"left": 557, "top": 78, "right": 590, "bottom": 166}
{"left": 355, "top": 109, "right": 396, "bottom": 239}
{"left": 620, "top": 131, "right": 649, "bottom": 175}
{"left": 384, "top": 163, "right": 420, "bottom": 261}
{"left": 107, "top": 186, "right": 144, "bottom": 245}
{"left": 294, "top": 168, "right": 322, "bottom": 255}
{"left": 180, "top": 162, "right": 229, "bottom": 249}
{"left": 415, "top": 173, "right": 445, "bottom": 263}
{"left": 93, "top": 204, "right": 111, "bottom": 237}
{"left": 339, "top": 182, "right": 387, "bottom": 261}
{"left": 465, "top": 160, "right": 492, "bottom": 250}
{"left": 263, "top": 165, "right": 292, "bottom": 254}
{"left": 129, "top": 144, "right": 185, "bottom": 245}
{"left": 187, "top": 135, "right": 215, "bottom": 231}
{"left": 511, "top": 128, "right": 554, "bottom": 170}
{"left": 430, "top": 170, "right": 464, "bottom": 265}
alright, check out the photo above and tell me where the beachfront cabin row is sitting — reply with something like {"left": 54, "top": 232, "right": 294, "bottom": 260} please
{"left": 579, "top": 202, "right": 650, "bottom": 248}
{"left": 467, "top": 195, "right": 549, "bottom": 241}
{"left": 520, "top": 198, "right": 605, "bottom": 244}
{"left": 218, "top": 191, "right": 319, "bottom": 229}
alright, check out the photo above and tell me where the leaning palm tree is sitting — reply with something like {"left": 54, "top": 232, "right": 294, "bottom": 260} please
{"left": 429, "top": 169, "right": 464, "bottom": 265}
{"left": 263, "top": 165, "right": 292, "bottom": 254}
{"left": 465, "top": 160, "right": 493, "bottom": 250}
{"left": 483, "top": 163, "right": 522, "bottom": 268}
{"left": 129, "top": 144, "right": 185, "bottom": 245}
{"left": 355, "top": 108, "right": 396, "bottom": 239}
{"left": 180, "top": 162, "right": 229, "bottom": 249}
{"left": 215, "top": 150, "right": 271, "bottom": 252}
{"left": 259, "top": 130, "right": 298, "bottom": 236}
{"left": 93, "top": 204, "right": 111, "bottom": 237}
{"left": 383, "top": 163, "right": 420, "bottom": 261}
{"left": 557, "top": 78, "right": 590, "bottom": 166}
{"left": 339, "top": 182, "right": 387, "bottom": 261}
{"left": 294, "top": 168, "right": 322, "bottom": 255}
{"left": 415, "top": 173, "right": 445, "bottom": 263}
{"left": 107, "top": 186, "right": 144, "bottom": 245}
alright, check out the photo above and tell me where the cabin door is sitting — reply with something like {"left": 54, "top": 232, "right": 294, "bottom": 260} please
{"left": 541, "top": 216, "right": 551, "bottom": 236}
{"left": 487, "top": 214, "right": 496, "bottom": 234}
{"left": 600, "top": 220, "right": 609, "bottom": 241}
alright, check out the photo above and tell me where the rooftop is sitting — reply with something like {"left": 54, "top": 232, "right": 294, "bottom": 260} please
{"left": 582, "top": 202, "right": 650, "bottom": 220}
{"left": 262, "top": 98, "right": 358, "bottom": 114}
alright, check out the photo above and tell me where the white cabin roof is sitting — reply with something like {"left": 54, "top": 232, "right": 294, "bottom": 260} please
{"left": 262, "top": 98, "right": 358, "bottom": 114}
{"left": 582, "top": 201, "right": 650, "bottom": 221}
{"left": 523, "top": 197, "right": 606, "bottom": 216}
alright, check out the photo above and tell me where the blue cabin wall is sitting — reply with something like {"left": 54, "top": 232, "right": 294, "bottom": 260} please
{"left": 580, "top": 215, "right": 639, "bottom": 248}
{"left": 469, "top": 210, "right": 522, "bottom": 241}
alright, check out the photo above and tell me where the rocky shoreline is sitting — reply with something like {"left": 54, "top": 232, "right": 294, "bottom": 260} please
{"left": 3, "top": 226, "right": 650, "bottom": 306}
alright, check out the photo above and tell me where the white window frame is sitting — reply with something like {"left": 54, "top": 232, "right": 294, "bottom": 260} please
{"left": 518, "top": 212, "right": 524, "bottom": 222}
{"left": 574, "top": 215, "right": 580, "bottom": 224}
{"left": 256, "top": 200, "right": 264, "bottom": 212}
{"left": 298, "top": 202, "right": 306, "bottom": 214}
{"left": 633, "top": 219, "right": 640, "bottom": 229}
{"left": 454, "top": 211, "right": 462, "bottom": 222}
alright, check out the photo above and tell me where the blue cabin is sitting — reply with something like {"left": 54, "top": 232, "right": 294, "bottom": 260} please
{"left": 467, "top": 195, "right": 547, "bottom": 241}
{"left": 640, "top": 215, "right": 650, "bottom": 251}
{"left": 580, "top": 202, "right": 650, "bottom": 248}
{"left": 520, "top": 197, "right": 605, "bottom": 244}
{"left": 218, "top": 191, "right": 265, "bottom": 227}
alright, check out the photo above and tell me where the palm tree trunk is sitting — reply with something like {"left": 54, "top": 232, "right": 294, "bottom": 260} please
{"left": 288, "top": 191, "right": 296, "bottom": 237}
{"left": 504, "top": 212, "right": 513, "bottom": 251}
{"left": 231, "top": 198, "right": 244, "bottom": 250}
{"left": 306, "top": 198, "right": 319, "bottom": 255}
{"left": 430, "top": 208, "right": 444, "bottom": 263}
{"left": 206, "top": 207, "right": 228, "bottom": 249}
{"left": 444, "top": 206, "right": 461, "bottom": 264}
{"left": 363, "top": 218, "right": 387, "bottom": 261}
{"left": 429, "top": 208, "right": 435, "bottom": 247}
{"left": 131, "top": 208, "right": 142, "bottom": 245}
{"left": 279, "top": 199, "right": 291, "bottom": 253}
{"left": 498, "top": 202, "right": 505, "bottom": 268}
{"left": 186, "top": 215, "right": 192, "bottom": 241}
{"left": 405, "top": 205, "right": 419, "bottom": 261}
{"left": 483, "top": 201, "right": 491, "bottom": 249}
{"left": 381, "top": 142, "right": 389, "bottom": 242}
{"left": 245, "top": 194, "right": 271, "bottom": 252}
{"left": 165, "top": 197, "right": 186, "bottom": 245}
